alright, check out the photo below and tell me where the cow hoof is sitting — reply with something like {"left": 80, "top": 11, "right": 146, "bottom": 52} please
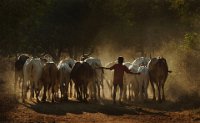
{"left": 70, "top": 93, "right": 73, "bottom": 98}
{"left": 83, "top": 100, "right": 88, "bottom": 103}
{"left": 52, "top": 100, "right": 54, "bottom": 103}
{"left": 162, "top": 98, "right": 166, "bottom": 102}
{"left": 62, "top": 98, "right": 68, "bottom": 102}
{"left": 30, "top": 98, "right": 33, "bottom": 102}
{"left": 22, "top": 99, "right": 25, "bottom": 103}
{"left": 41, "top": 98, "right": 46, "bottom": 103}
{"left": 37, "top": 99, "right": 40, "bottom": 103}
{"left": 78, "top": 97, "right": 82, "bottom": 102}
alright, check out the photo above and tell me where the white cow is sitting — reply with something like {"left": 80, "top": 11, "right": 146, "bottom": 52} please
{"left": 127, "top": 64, "right": 139, "bottom": 101}
{"left": 132, "top": 57, "right": 150, "bottom": 67}
{"left": 84, "top": 57, "right": 104, "bottom": 100}
{"left": 22, "top": 58, "right": 46, "bottom": 102}
{"left": 128, "top": 57, "right": 150, "bottom": 101}
{"left": 137, "top": 65, "right": 149, "bottom": 101}
{"left": 57, "top": 58, "right": 75, "bottom": 100}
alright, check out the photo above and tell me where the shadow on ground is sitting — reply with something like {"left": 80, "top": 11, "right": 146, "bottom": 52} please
{"left": 22, "top": 96, "right": 200, "bottom": 116}
{"left": 23, "top": 99, "right": 139, "bottom": 116}
{"left": 132, "top": 97, "right": 200, "bottom": 112}
{"left": 23, "top": 99, "right": 172, "bottom": 116}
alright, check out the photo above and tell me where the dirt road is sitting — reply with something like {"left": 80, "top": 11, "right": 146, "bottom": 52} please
{"left": 0, "top": 68, "right": 199, "bottom": 123}
{"left": 1, "top": 92, "right": 199, "bottom": 123}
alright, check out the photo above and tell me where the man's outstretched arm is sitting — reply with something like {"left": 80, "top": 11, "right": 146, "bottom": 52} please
{"left": 124, "top": 66, "right": 140, "bottom": 75}
{"left": 98, "top": 67, "right": 111, "bottom": 70}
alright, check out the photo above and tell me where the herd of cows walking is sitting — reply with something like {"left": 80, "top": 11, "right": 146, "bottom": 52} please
{"left": 14, "top": 54, "right": 171, "bottom": 104}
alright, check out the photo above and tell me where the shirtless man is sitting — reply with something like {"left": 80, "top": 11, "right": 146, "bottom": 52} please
{"left": 101, "top": 56, "right": 140, "bottom": 104}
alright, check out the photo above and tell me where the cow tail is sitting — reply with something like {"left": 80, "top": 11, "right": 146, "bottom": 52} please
{"left": 49, "top": 66, "right": 52, "bottom": 87}
{"left": 30, "top": 64, "right": 34, "bottom": 79}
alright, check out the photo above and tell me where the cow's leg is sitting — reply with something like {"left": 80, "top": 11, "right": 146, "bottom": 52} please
{"left": 144, "top": 84, "right": 148, "bottom": 101}
{"left": 132, "top": 82, "right": 139, "bottom": 101}
{"left": 105, "top": 79, "right": 112, "bottom": 98}
{"left": 61, "top": 82, "right": 66, "bottom": 100}
{"left": 144, "top": 78, "right": 149, "bottom": 101}
{"left": 69, "top": 81, "right": 73, "bottom": 98}
{"left": 65, "top": 81, "right": 69, "bottom": 101}
{"left": 128, "top": 84, "right": 131, "bottom": 101}
{"left": 78, "top": 86, "right": 82, "bottom": 101}
{"left": 19, "top": 73, "right": 23, "bottom": 89}
{"left": 30, "top": 82, "right": 35, "bottom": 100}
{"left": 97, "top": 81, "right": 101, "bottom": 100}
{"left": 52, "top": 87, "right": 55, "bottom": 103}
{"left": 79, "top": 84, "right": 83, "bottom": 101}
{"left": 60, "top": 83, "right": 63, "bottom": 99}
{"left": 42, "top": 85, "right": 47, "bottom": 102}
{"left": 73, "top": 83, "right": 76, "bottom": 98}
{"left": 130, "top": 83, "right": 135, "bottom": 101}
{"left": 162, "top": 82, "right": 165, "bottom": 101}
{"left": 143, "top": 85, "right": 148, "bottom": 101}
{"left": 129, "top": 84, "right": 133, "bottom": 101}
{"left": 19, "top": 77, "right": 23, "bottom": 89}
{"left": 47, "top": 87, "right": 51, "bottom": 101}
{"left": 150, "top": 81, "right": 156, "bottom": 100}
{"left": 35, "top": 89, "right": 40, "bottom": 102}
{"left": 14, "top": 71, "right": 18, "bottom": 92}
{"left": 22, "top": 80, "right": 27, "bottom": 102}
{"left": 61, "top": 82, "right": 66, "bottom": 99}
{"left": 84, "top": 84, "right": 88, "bottom": 101}
{"left": 138, "top": 81, "right": 143, "bottom": 101}
{"left": 110, "top": 86, "right": 113, "bottom": 99}
{"left": 75, "top": 84, "right": 80, "bottom": 100}
{"left": 157, "top": 82, "right": 161, "bottom": 102}
{"left": 101, "top": 81, "right": 105, "bottom": 98}
{"left": 90, "top": 82, "right": 95, "bottom": 100}
{"left": 94, "top": 81, "right": 98, "bottom": 100}
{"left": 81, "top": 84, "right": 85, "bottom": 101}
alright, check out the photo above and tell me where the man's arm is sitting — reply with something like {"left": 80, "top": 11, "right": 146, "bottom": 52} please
{"left": 98, "top": 67, "right": 111, "bottom": 70}
{"left": 124, "top": 66, "right": 140, "bottom": 75}
{"left": 128, "top": 70, "right": 140, "bottom": 75}
{"left": 97, "top": 64, "right": 115, "bottom": 70}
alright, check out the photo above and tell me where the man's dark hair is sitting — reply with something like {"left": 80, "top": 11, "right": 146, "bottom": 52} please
{"left": 118, "top": 56, "right": 124, "bottom": 64}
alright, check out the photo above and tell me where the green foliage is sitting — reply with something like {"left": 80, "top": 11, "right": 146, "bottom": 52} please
{"left": 0, "top": 0, "right": 200, "bottom": 59}
{"left": 179, "top": 32, "right": 200, "bottom": 52}
{"left": 0, "top": 0, "right": 53, "bottom": 55}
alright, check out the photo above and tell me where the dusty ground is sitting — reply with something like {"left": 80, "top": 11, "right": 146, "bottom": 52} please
{"left": 0, "top": 87, "right": 199, "bottom": 123}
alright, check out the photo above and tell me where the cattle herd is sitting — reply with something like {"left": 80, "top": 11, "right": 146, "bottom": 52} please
{"left": 14, "top": 54, "right": 171, "bottom": 103}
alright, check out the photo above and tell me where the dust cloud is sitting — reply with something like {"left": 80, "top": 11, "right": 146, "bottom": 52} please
{"left": 1, "top": 41, "right": 200, "bottom": 103}
{"left": 94, "top": 40, "right": 200, "bottom": 103}
{"left": 158, "top": 42, "right": 200, "bottom": 102}
{"left": 0, "top": 58, "right": 15, "bottom": 95}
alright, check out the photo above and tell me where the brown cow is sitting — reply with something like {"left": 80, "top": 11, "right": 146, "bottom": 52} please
{"left": 41, "top": 62, "right": 59, "bottom": 102}
{"left": 148, "top": 57, "right": 171, "bottom": 102}
{"left": 70, "top": 61, "right": 96, "bottom": 101}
